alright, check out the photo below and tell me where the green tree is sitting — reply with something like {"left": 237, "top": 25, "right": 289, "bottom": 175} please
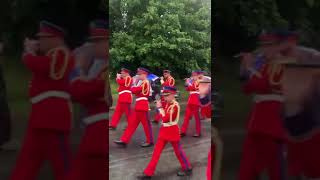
{"left": 110, "top": 0, "right": 211, "bottom": 77}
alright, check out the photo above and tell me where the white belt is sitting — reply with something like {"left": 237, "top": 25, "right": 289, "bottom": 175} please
{"left": 119, "top": 90, "right": 132, "bottom": 95}
{"left": 162, "top": 121, "right": 178, "bottom": 127}
{"left": 83, "top": 112, "right": 109, "bottom": 125}
{"left": 136, "top": 97, "right": 148, "bottom": 101}
{"left": 190, "top": 91, "right": 200, "bottom": 95}
{"left": 31, "top": 91, "right": 70, "bottom": 104}
{"left": 253, "top": 94, "right": 284, "bottom": 103}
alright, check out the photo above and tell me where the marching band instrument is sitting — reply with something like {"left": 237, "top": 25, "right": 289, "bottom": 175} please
{"left": 184, "top": 77, "right": 193, "bottom": 86}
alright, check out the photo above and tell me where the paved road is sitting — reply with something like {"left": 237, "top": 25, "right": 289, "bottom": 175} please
{"left": 109, "top": 103, "right": 211, "bottom": 180}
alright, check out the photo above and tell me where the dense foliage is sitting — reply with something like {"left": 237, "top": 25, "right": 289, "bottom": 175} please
{"left": 110, "top": 0, "right": 211, "bottom": 77}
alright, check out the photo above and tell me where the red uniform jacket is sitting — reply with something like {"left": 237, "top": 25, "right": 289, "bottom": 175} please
{"left": 186, "top": 80, "right": 200, "bottom": 106}
{"left": 161, "top": 76, "right": 175, "bottom": 87}
{"left": 242, "top": 63, "right": 285, "bottom": 139}
{"left": 24, "top": 47, "right": 75, "bottom": 131}
{"left": 70, "top": 67, "right": 107, "bottom": 117}
{"left": 69, "top": 66, "right": 108, "bottom": 154}
{"left": 158, "top": 100, "right": 180, "bottom": 142}
{"left": 116, "top": 76, "right": 132, "bottom": 103}
{"left": 131, "top": 80, "right": 150, "bottom": 111}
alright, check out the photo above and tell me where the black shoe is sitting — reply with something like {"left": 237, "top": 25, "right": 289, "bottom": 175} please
{"left": 180, "top": 133, "right": 186, "bottom": 137}
{"left": 114, "top": 140, "right": 127, "bottom": 148}
{"left": 140, "top": 142, "right": 154, "bottom": 148}
{"left": 152, "top": 120, "right": 159, "bottom": 124}
{"left": 177, "top": 168, "right": 192, "bottom": 176}
{"left": 137, "top": 174, "right": 152, "bottom": 179}
{"left": 109, "top": 126, "right": 116, "bottom": 130}
{"left": 192, "top": 134, "right": 201, "bottom": 138}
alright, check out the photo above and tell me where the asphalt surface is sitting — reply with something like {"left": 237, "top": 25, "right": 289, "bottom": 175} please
{"left": 109, "top": 103, "right": 211, "bottom": 180}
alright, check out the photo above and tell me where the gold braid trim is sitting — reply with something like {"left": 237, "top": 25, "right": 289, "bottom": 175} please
{"left": 47, "top": 47, "right": 69, "bottom": 80}
{"left": 167, "top": 101, "right": 180, "bottom": 123}
{"left": 194, "top": 80, "right": 200, "bottom": 89}
{"left": 169, "top": 77, "right": 175, "bottom": 86}
{"left": 125, "top": 76, "right": 131, "bottom": 87}
{"left": 141, "top": 80, "right": 149, "bottom": 96}
{"left": 267, "top": 63, "right": 283, "bottom": 86}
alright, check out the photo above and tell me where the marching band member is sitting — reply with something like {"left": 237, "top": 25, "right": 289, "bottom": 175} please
{"left": 153, "top": 70, "right": 175, "bottom": 123}
{"left": 198, "top": 77, "right": 215, "bottom": 179}
{"left": 11, "top": 20, "right": 75, "bottom": 180}
{"left": 160, "top": 70, "right": 175, "bottom": 87}
{"left": 180, "top": 71, "right": 201, "bottom": 137}
{"left": 199, "top": 74, "right": 211, "bottom": 120}
{"left": 138, "top": 86, "right": 192, "bottom": 179}
{"left": 66, "top": 20, "right": 109, "bottom": 180}
{"left": 238, "top": 31, "right": 286, "bottom": 180}
{"left": 114, "top": 67, "right": 154, "bottom": 148}
{"left": 67, "top": 67, "right": 108, "bottom": 180}
{"left": 109, "top": 68, "right": 132, "bottom": 130}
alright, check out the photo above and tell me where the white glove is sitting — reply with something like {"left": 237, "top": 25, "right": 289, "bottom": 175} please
{"left": 116, "top": 73, "right": 121, "bottom": 79}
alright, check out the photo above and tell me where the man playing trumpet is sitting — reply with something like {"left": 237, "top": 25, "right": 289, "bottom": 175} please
{"left": 180, "top": 71, "right": 201, "bottom": 137}
{"left": 153, "top": 70, "right": 175, "bottom": 123}
{"left": 11, "top": 20, "right": 75, "bottom": 180}
{"left": 109, "top": 68, "right": 132, "bottom": 130}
